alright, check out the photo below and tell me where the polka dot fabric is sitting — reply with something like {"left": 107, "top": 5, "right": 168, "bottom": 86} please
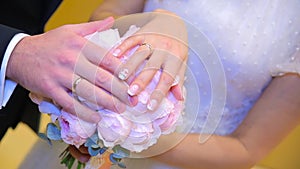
{"left": 144, "top": 0, "right": 300, "bottom": 135}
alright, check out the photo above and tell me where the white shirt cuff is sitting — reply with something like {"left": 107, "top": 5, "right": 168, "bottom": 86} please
{"left": 0, "top": 33, "right": 29, "bottom": 108}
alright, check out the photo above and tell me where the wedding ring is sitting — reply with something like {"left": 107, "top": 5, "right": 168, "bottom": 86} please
{"left": 141, "top": 43, "right": 154, "bottom": 56}
{"left": 72, "top": 77, "right": 82, "bottom": 102}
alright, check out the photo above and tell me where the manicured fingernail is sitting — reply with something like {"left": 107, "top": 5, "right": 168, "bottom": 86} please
{"left": 112, "top": 48, "right": 121, "bottom": 57}
{"left": 128, "top": 84, "right": 139, "bottom": 96}
{"left": 118, "top": 69, "right": 129, "bottom": 80}
{"left": 147, "top": 99, "right": 158, "bottom": 111}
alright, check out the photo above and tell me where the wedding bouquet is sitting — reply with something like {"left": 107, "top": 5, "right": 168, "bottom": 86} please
{"left": 32, "top": 25, "right": 185, "bottom": 169}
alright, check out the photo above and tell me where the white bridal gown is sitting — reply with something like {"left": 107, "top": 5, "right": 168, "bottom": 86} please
{"left": 113, "top": 0, "right": 300, "bottom": 168}
{"left": 20, "top": 0, "right": 300, "bottom": 169}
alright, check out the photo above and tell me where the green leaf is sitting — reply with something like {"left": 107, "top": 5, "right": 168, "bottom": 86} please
{"left": 46, "top": 123, "right": 62, "bottom": 140}
{"left": 67, "top": 156, "right": 75, "bottom": 169}
{"left": 112, "top": 145, "right": 130, "bottom": 158}
{"left": 77, "top": 162, "right": 82, "bottom": 169}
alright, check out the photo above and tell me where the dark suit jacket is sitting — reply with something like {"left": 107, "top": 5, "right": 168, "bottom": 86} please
{"left": 0, "top": 0, "right": 62, "bottom": 140}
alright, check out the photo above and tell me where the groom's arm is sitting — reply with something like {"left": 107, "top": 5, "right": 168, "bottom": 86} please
{"left": 0, "top": 24, "right": 29, "bottom": 109}
{"left": 0, "top": 24, "right": 41, "bottom": 140}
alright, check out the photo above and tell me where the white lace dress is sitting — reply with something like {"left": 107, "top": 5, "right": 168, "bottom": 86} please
{"left": 20, "top": 0, "right": 300, "bottom": 169}
{"left": 111, "top": 0, "right": 300, "bottom": 168}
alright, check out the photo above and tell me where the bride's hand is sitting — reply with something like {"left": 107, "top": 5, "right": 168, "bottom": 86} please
{"left": 112, "top": 10, "right": 188, "bottom": 111}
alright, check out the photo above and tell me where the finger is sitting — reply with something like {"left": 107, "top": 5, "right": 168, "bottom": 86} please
{"left": 50, "top": 87, "right": 101, "bottom": 123}
{"left": 147, "top": 53, "right": 182, "bottom": 111}
{"left": 111, "top": 35, "right": 145, "bottom": 57}
{"left": 127, "top": 50, "right": 164, "bottom": 96}
{"left": 72, "top": 17, "right": 114, "bottom": 36}
{"left": 117, "top": 44, "right": 153, "bottom": 81}
{"left": 73, "top": 56, "right": 133, "bottom": 106}
{"left": 170, "top": 60, "right": 187, "bottom": 100}
{"left": 69, "top": 145, "right": 90, "bottom": 163}
{"left": 73, "top": 76, "right": 127, "bottom": 113}
{"left": 81, "top": 41, "right": 122, "bottom": 74}
{"left": 147, "top": 71, "right": 174, "bottom": 111}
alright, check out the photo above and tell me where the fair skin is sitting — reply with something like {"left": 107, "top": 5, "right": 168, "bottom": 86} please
{"left": 6, "top": 17, "right": 137, "bottom": 123}
{"left": 91, "top": 1, "right": 188, "bottom": 111}
{"left": 70, "top": 0, "right": 300, "bottom": 168}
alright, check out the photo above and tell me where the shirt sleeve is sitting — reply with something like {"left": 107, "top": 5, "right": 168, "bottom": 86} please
{"left": 0, "top": 33, "right": 29, "bottom": 108}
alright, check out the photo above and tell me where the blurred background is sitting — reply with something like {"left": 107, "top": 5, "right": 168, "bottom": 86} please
{"left": 0, "top": 0, "right": 299, "bottom": 168}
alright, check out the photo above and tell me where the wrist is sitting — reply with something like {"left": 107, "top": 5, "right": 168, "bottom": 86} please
{"left": 6, "top": 35, "right": 30, "bottom": 82}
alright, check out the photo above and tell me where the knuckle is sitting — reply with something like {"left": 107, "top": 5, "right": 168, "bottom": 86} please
{"left": 58, "top": 54, "right": 76, "bottom": 66}
{"left": 95, "top": 71, "right": 111, "bottom": 86}
{"left": 62, "top": 100, "right": 75, "bottom": 113}
{"left": 68, "top": 36, "right": 85, "bottom": 49}
{"left": 134, "top": 78, "right": 147, "bottom": 89}
{"left": 98, "top": 95, "right": 114, "bottom": 109}
{"left": 161, "top": 74, "right": 174, "bottom": 86}
{"left": 99, "top": 56, "right": 113, "bottom": 68}
{"left": 124, "top": 39, "right": 134, "bottom": 48}
{"left": 81, "top": 87, "right": 95, "bottom": 100}
{"left": 160, "top": 39, "right": 173, "bottom": 50}
{"left": 41, "top": 81, "right": 57, "bottom": 95}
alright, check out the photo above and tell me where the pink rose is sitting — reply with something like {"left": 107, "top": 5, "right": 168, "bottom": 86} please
{"left": 95, "top": 70, "right": 184, "bottom": 152}
{"left": 154, "top": 97, "right": 184, "bottom": 134}
{"left": 97, "top": 110, "right": 132, "bottom": 147}
{"left": 88, "top": 28, "right": 185, "bottom": 152}
{"left": 58, "top": 111, "right": 97, "bottom": 148}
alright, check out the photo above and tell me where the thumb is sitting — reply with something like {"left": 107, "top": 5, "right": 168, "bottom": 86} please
{"left": 72, "top": 17, "right": 115, "bottom": 36}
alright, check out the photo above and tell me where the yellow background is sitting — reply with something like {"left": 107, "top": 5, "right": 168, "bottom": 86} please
{"left": 0, "top": 0, "right": 300, "bottom": 168}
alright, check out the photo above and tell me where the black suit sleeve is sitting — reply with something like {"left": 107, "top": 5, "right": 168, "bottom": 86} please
{"left": 0, "top": 0, "right": 62, "bottom": 141}
{"left": 0, "top": 24, "right": 23, "bottom": 63}
{"left": 0, "top": 24, "right": 40, "bottom": 140}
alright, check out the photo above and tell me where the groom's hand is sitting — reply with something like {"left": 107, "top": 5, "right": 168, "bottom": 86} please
{"left": 6, "top": 17, "right": 134, "bottom": 123}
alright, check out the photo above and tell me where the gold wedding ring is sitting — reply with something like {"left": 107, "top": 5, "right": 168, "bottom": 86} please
{"left": 72, "top": 77, "right": 82, "bottom": 102}
{"left": 141, "top": 43, "right": 154, "bottom": 56}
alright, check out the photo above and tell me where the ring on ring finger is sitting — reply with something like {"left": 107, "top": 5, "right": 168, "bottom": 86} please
{"left": 72, "top": 76, "right": 83, "bottom": 102}
{"left": 140, "top": 43, "right": 154, "bottom": 57}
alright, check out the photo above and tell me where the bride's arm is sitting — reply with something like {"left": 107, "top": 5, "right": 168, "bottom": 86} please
{"left": 153, "top": 74, "right": 300, "bottom": 169}
{"left": 89, "top": 0, "right": 145, "bottom": 21}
